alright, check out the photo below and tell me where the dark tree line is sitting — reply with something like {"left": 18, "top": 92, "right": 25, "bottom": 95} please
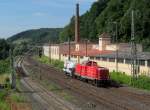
{"left": 0, "top": 39, "right": 10, "bottom": 60}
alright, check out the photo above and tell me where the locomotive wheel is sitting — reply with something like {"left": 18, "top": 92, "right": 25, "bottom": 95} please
{"left": 92, "top": 80, "right": 95, "bottom": 86}
{"left": 74, "top": 75, "right": 77, "bottom": 79}
{"left": 85, "top": 79, "right": 88, "bottom": 83}
{"left": 71, "top": 73, "right": 75, "bottom": 78}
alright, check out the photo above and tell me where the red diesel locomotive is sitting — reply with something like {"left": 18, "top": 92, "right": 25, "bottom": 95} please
{"left": 74, "top": 61, "right": 110, "bottom": 86}
{"left": 64, "top": 60, "right": 110, "bottom": 86}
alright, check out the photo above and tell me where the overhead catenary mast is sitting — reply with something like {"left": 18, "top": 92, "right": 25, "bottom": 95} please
{"left": 131, "top": 10, "right": 138, "bottom": 83}
{"left": 10, "top": 48, "right": 16, "bottom": 89}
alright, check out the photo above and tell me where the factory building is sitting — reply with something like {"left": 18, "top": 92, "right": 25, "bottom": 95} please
{"left": 43, "top": 3, "right": 150, "bottom": 76}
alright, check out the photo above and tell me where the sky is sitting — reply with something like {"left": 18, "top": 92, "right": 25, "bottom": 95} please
{"left": 0, "top": 0, "right": 97, "bottom": 39}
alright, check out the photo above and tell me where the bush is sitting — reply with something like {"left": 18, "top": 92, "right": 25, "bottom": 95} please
{"left": 110, "top": 72, "right": 131, "bottom": 85}
{"left": 0, "top": 59, "right": 10, "bottom": 75}
{"left": 0, "top": 90, "right": 7, "bottom": 100}
{"left": 110, "top": 72, "right": 150, "bottom": 91}
{"left": 0, "top": 102, "right": 10, "bottom": 110}
{"left": 0, "top": 90, "right": 10, "bottom": 110}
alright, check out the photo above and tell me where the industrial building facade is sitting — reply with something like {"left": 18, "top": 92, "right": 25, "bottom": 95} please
{"left": 43, "top": 32, "right": 150, "bottom": 76}
{"left": 43, "top": 3, "right": 150, "bottom": 76}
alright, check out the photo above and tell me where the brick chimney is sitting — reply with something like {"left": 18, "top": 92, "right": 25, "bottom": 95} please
{"left": 75, "top": 3, "right": 80, "bottom": 43}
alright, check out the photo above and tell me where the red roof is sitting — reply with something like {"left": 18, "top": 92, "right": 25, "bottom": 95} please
{"left": 63, "top": 49, "right": 113, "bottom": 56}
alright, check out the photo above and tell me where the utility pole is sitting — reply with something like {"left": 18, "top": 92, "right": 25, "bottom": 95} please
{"left": 68, "top": 36, "right": 71, "bottom": 60}
{"left": 10, "top": 49, "right": 16, "bottom": 89}
{"left": 49, "top": 41, "right": 51, "bottom": 64}
{"left": 131, "top": 10, "right": 138, "bottom": 85}
{"left": 85, "top": 39, "right": 88, "bottom": 57}
{"left": 112, "top": 22, "right": 118, "bottom": 73}
{"left": 115, "top": 22, "right": 118, "bottom": 73}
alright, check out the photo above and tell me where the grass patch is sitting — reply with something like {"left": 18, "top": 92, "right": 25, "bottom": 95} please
{"left": 60, "top": 91, "right": 74, "bottom": 101}
{"left": 110, "top": 72, "right": 131, "bottom": 85}
{"left": 10, "top": 93, "right": 25, "bottom": 103}
{"left": 39, "top": 79, "right": 74, "bottom": 101}
{"left": 0, "top": 101, "right": 10, "bottom": 110}
{"left": 110, "top": 72, "right": 150, "bottom": 91}
{"left": 0, "top": 90, "right": 10, "bottom": 110}
{"left": 34, "top": 56, "right": 64, "bottom": 70}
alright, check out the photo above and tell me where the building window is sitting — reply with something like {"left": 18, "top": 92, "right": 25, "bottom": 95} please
{"left": 125, "top": 59, "right": 131, "bottom": 64}
{"left": 139, "top": 60, "right": 145, "bottom": 66}
{"left": 95, "top": 57, "right": 101, "bottom": 60}
{"left": 117, "top": 58, "right": 124, "bottom": 63}
{"left": 90, "top": 57, "right": 94, "bottom": 60}
{"left": 109, "top": 58, "right": 115, "bottom": 62}
{"left": 80, "top": 56, "right": 83, "bottom": 59}
{"left": 148, "top": 60, "right": 150, "bottom": 67}
{"left": 102, "top": 57, "right": 107, "bottom": 61}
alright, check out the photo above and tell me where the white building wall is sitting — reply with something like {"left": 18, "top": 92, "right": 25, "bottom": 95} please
{"left": 43, "top": 45, "right": 60, "bottom": 60}
{"left": 43, "top": 46, "right": 49, "bottom": 57}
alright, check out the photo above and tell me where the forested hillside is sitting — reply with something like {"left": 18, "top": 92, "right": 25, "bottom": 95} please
{"left": 0, "top": 39, "right": 10, "bottom": 60}
{"left": 8, "top": 28, "right": 63, "bottom": 45}
{"left": 8, "top": 28, "right": 62, "bottom": 55}
{"left": 60, "top": 0, "right": 150, "bottom": 51}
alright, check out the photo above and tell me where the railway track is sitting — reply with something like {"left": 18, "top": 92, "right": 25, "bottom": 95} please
{"left": 23, "top": 57, "right": 150, "bottom": 110}
{"left": 15, "top": 57, "right": 76, "bottom": 110}
{"left": 109, "top": 87, "right": 150, "bottom": 106}
{"left": 39, "top": 66, "right": 136, "bottom": 110}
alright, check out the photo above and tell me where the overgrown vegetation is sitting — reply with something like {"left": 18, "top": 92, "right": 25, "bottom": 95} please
{"left": 0, "top": 90, "right": 10, "bottom": 110}
{"left": 0, "top": 39, "right": 10, "bottom": 60}
{"left": 60, "top": 0, "right": 150, "bottom": 51}
{"left": 35, "top": 56, "right": 64, "bottom": 70}
{"left": 10, "top": 93, "right": 25, "bottom": 103}
{"left": 0, "top": 59, "right": 10, "bottom": 75}
{"left": 110, "top": 72, "right": 150, "bottom": 91}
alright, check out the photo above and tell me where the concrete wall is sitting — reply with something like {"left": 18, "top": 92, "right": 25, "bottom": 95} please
{"left": 44, "top": 46, "right": 150, "bottom": 76}
{"left": 92, "top": 58, "right": 150, "bottom": 76}
{"left": 43, "top": 46, "right": 49, "bottom": 57}
{"left": 99, "top": 37, "right": 111, "bottom": 51}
